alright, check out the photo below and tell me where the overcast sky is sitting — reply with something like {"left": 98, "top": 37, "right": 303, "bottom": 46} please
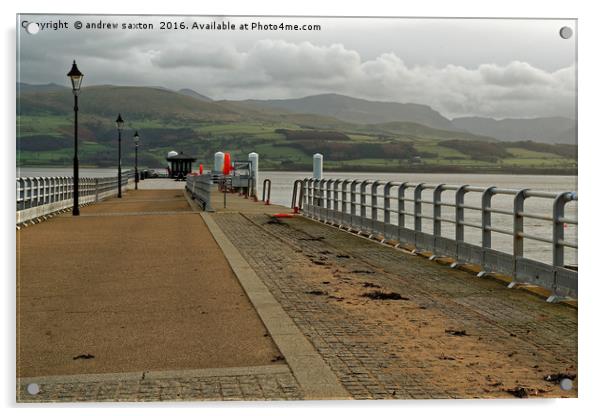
{"left": 17, "top": 15, "right": 576, "bottom": 119}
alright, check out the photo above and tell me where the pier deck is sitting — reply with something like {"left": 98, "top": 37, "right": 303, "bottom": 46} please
{"left": 17, "top": 184, "right": 302, "bottom": 401}
{"left": 17, "top": 179, "right": 577, "bottom": 401}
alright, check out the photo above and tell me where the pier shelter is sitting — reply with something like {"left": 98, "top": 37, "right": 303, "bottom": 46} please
{"left": 166, "top": 151, "right": 196, "bottom": 180}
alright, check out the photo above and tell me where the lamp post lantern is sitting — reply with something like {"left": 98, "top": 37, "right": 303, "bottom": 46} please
{"left": 67, "top": 60, "right": 83, "bottom": 216}
{"left": 116, "top": 113, "right": 124, "bottom": 198}
{"left": 133, "top": 131, "right": 140, "bottom": 190}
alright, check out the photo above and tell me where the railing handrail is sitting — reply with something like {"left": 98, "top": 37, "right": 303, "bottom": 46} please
{"left": 16, "top": 173, "right": 134, "bottom": 224}
{"left": 301, "top": 177, "right": 578, "bottom": 302}
{"left": 185, "top": 173, "right": 214, "bottom": 212}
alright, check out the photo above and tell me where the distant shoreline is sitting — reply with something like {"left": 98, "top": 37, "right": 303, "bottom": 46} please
{"left": 17, "top": 164, "right": 578, "bottom": 176}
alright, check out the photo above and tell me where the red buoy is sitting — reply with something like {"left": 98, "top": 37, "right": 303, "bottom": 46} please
{"left": 271, "top": 213, "right": 295, "bottom": 218}
{"left": 223, "top": 153, "right": 232, "bottom": 175}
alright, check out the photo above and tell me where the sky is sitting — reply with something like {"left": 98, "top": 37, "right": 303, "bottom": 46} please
{"left": 17, "top": 15, "right": 577, "bottom": 119}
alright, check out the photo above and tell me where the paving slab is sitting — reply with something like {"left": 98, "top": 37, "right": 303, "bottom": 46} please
{"left": 18, "top": 364, "right": 302, "bottom": 402}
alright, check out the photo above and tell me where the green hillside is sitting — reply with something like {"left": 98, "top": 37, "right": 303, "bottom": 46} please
{"left": 16, "top": 85, "right": 577, "bottom": 174}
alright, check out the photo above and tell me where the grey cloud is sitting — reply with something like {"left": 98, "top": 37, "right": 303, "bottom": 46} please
{"left": 158, "top": 40, "right": 576, "bottom": 118}
{"left": 150, "top": 44, "right": 244, "bottom": 69}
{"left": 17, "top": 15, "right": 576, "bottom": 119}
{"left": 245, "top": 40, "right": 361, "bottom": 81}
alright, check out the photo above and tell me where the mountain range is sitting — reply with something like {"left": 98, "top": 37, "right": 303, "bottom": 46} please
{"left": 17, "top": 82, "right": 576, "bottom": 144}
{"left": 16, "top": 83, "right": 577, "bottom": 173}
{"left": 236, "top": 93, "right": 457, "bottom": 131}
{"left": 452, "top": 116, "right": 576, "bottom": 144}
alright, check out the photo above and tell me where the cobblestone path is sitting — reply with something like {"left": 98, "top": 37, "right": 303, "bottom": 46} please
{"left": 18, "top": 366, "right": 302, "bottom": 402}
{"left": 213, "top": 213, "right": 577, "bottom": 400}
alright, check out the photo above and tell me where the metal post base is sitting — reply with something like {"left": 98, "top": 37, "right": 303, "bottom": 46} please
{"left": 546, "top": 294, "right": 572, "bottom": 303}
{"left": 507, "top": 281, "right": 538, "bottom": 290}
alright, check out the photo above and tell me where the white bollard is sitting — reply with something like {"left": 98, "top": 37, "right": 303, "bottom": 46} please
{"left": 214, "top": 152, "right": 224, "bottom": 174}
{"left": 248, "top": 152, "right": 259, "bottom": 197}
{"left": 313, "top": 153, "right": 323, "bottom": 180}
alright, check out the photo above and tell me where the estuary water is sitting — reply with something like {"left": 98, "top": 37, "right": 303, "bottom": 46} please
{"left": 18, "top": 168, "right": 577, "bottom": 266}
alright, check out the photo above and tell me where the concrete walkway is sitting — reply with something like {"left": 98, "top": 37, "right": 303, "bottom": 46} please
{"left": 17, "top": 187, "right": 302, "bottom": 401}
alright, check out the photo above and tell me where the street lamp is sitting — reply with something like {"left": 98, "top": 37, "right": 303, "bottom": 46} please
{"left": 116, "top": 113, "right": 124, "bottom": 198}
{"left": 133, "top": 131, "right": 140, "bottom": 190}
{"left": 67, "top": 60, "right": 83, "bottom": 216}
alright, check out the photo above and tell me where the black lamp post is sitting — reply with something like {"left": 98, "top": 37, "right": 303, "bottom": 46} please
{"left": 67, "top": 60, "right": 83, "bottom": 216}
{"left": 133, "top": 131, "right": 140, "bottom": 190}
{"left": 116, "top": 113, "right": 124, "bottom": 198}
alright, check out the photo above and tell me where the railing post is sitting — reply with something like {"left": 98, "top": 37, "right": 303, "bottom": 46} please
{"left": 326, "top": 179, "right": 333, "bottom": 222}
{"left": 360, "top": 180, "right": 369, "bottom": 218}
{"left": 433, "top": 184, "right": 445, "bottom": 236}
{"left": 341, "top": 180, "right": 349, "bottom": 216}
{"left": 333, "top": 179, "right": 341, "bottom": 212}
{"left": 414, "top": 183, "right": 425, "bottom": 232}
{"left": 306, "top": 179, "right": 312, "bottom": 207}
{"left": 314, "top": 179, "right": 322, "bottom": 208}
{"left": 40, "top": 178, "right": 45, "bottom": 205}
{"left": 42, "top": 177, "right": 47, "bottom": 205}
{"left": 481, "top": 187, "right": 497, "bottom": 250}
{"left": 50, "top": 177, "right": 56, "bottom": 203}
{"left": 319, "top": 179, "right": 326, "bottom": 215}
{"left": 313, "top": 178, "right": 319, "bottom": 209}
{"left": 43, "top": 177, "right": 48, "bottom": 204}
{"left": 301, "top": 179, "right": 308, "bottom": 211}
{"left": 43, "top": 178, "right": 49, "bottom": 204}
{"left": 383, "top": 181, "right": 394, "bottom": 225}
{"left": 326, "top": 179, "right": 333, "bottom": 210}
{"left": 34, "top": 177, "right": 41, "bottom": 207}
{"left": 30, "top": 177, "right": 36, "bottom": 207}
{"left": 455, "top": 185, "right": 469, "bottom": 241}
{"left": 513, "top": 189, "right": 529, "bottom": 264}
{"left": 397, "top": 182, "right": 408, "bottom": 229}
{"left": 371, "top": 181, "right": 380, "bottom": 225}
{"left": 552, "top": 192, "right": 574, "bottom": 267}
{"left": 17, "top": 178, "right": 24, "bottom": 210}
{"left": 56, "top": 177, "right": 61, "bottom": 202}
{"left": 350, "top": 180, "right": 360, "bottom": 228}
{"left": 262, "top": 178, "right": 271, "bottom": 205}
{"left": 358, "top": 180, "right": 369, "bottom": 231}
{"left": 291, "top": 179, "right": 303, "bottom": 212}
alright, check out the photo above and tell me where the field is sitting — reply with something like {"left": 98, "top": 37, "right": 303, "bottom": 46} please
{"left": 16, "top": 86, "right": 577, "bottom": 174}
{"left": 16, "top": 115, "right": 577, "bottom": 173}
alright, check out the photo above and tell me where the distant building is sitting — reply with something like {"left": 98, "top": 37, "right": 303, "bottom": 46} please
{"left": 166, "top": 151, "right": 196, "bottom": 180}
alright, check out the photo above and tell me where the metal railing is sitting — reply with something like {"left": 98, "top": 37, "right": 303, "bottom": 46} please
{"left": 186, "top": 173, "right": 214, "bottom": 211}
{"left": 262, "top": 179, "right": 271, "bottom": 205}
{"left": 16, "top": 171, "right": 133, "bottom": 224}
{"left": 291, "top": 179, "right": 304, "bottom": 212}
{"left": 301, "top": 178, "right": 578, "bottom": 302}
